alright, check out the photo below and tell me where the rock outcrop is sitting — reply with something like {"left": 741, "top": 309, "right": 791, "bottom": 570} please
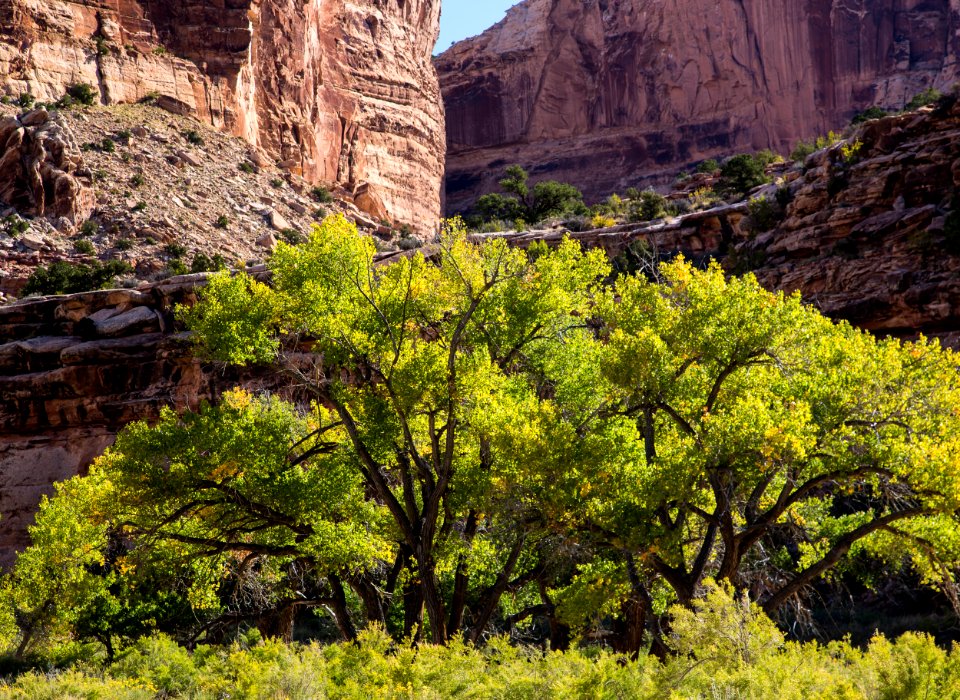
{"left": 0, "top": 108, "right": 94, "bottom": 224}
{"left": 437, "top": 0, "right": 960, "bottom": 213}
{"left": 0, "top": 272, "right": 295, "bottom": 561}
{"left": 0, "top": 0, "right": 444, "bottom": 229}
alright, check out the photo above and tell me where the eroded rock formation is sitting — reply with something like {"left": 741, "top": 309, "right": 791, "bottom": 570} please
{"left": 0, "top": 108, "right": 94, "bottom": 224}
{"left": 0, "top": 272, "right": 295, "bottom": 561}
{"left": 437, "top": 0, "right": 960, "bottom": 212}
{"left": 0, "top": 0, "right": 444, "bottom": 229}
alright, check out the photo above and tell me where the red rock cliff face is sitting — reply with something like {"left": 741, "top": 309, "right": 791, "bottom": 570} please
{"left": 437, "top": 0, "right": 960, "bottom": 212}
{"left": 0, "top": 0, "right": 444, "bottom": 229}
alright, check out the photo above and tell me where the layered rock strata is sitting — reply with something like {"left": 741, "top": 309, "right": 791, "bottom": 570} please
{"left": 437, "top": 0, "right": 960, "bottom": 212}
{"left": 0, "top": 271, "right": 296, "bottom": 561}
{"left": 0, "top": 0, "right": 444, "bottom": 229}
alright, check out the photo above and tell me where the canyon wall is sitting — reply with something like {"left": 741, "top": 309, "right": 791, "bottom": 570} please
{"left": 0, "top": 0, "right": 444, "bottom": 229}
{"left": 437, "top": 0, "right": 960, "bottom": 212}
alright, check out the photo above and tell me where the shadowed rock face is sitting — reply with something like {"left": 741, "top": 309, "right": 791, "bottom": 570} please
{"left": 0, "top": 0, "right": 444, "bottom": 230}
{"left": 437, "top": 0, "right": 960, "bottom": 213}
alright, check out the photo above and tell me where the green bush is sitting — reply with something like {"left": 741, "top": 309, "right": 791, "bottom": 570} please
{"left": 78, "top": 220, "right": 99, "bottom": 237}
{"left": 100, "top": 138, "right": 116, "bottom": 153}
{"left": 280, "top": 228, "right": 303, "bottom": 244}
{"left": 73, "top": 239, "right": 95, "bottom": 255}
{"left": 190, "top": 253, "right": 227, "bottom": 273}
{"left": 791, "top": 140, "right": 816, "bottom": 162}
{"left": 214, "top": 215, "right": 230, "bottom": 229}
{"left": 906, "top": 88, "right": 943, "bottom": 111}
{"left": 747, "top": 195, "right": 782, "bottom": 233}
{"left": 695, "top": 158, "right": 719, "bottom": 174}
{"left": 5, "top": 615, "right": 960, "bottom": 700}
{"left": 164, "top": 243, "right": 187, "bottom": 259}
{"left": 719, "top": 154, "right": 769, "bottom": 196}
{"left": 66, "top": 83, "right": 97, "bottom": 107}
{"left": 3, "top": 215, "right": 29, "bottom": 237}
{"left": 311, "top": 186, "right": 334, "bottom": 203}
{"left": 852, "top": 106, "right": 888, "bottom": 124}
{"left": 182, "top": 129, "right": 204, "bottom": 146}
{"left": 21, "top": 260, "right": 132, "bottom": 296}
{"left": 628, "top": 190, "right": 668, "bottom": 222}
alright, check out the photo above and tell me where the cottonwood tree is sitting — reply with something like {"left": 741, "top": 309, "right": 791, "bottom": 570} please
{"left": 8, "top": 220, "right": 960, "bottom": 656}
{"left": 539, "top": 260, "right": 960, "bottom": 652}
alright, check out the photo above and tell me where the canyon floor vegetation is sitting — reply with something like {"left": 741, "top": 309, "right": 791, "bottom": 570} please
{"left": 1, "top": 216, "right": 960, "bottom": 695}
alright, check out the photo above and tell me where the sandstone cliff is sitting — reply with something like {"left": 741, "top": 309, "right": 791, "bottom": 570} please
{"left": 437, "top": 0, "right": 960, "bottom": 213}
{"left": 0, "top": 0, "right": 444, "bottom": 229}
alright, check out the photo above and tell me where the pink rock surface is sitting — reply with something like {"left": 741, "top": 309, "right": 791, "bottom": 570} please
{"left": 437, "top": 0, "right": 960, "bottom": 212}
{"left": 0, "top": 0, "right": 444, "bottom": 230}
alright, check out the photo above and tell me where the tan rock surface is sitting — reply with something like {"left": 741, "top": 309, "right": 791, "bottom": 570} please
{"left": 437, "top": 0, "right": 960, "bottom": 212}
{"left": 0, "top": 0, "right": 444, "bottom": 230}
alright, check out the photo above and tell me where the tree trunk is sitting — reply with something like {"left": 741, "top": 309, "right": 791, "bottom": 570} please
{"left": 403, "top": 575, "right": 424, "bottom": 641}
{"left": 328, "top": 574, "right": 358, "bottom": 642}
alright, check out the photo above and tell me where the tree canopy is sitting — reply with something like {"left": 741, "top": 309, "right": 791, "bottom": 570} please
{"left": 7, "top": 214, "right": 960, "bottom": 658}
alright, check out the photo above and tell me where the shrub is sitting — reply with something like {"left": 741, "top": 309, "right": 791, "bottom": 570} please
{"left": 131, "top": 201, "right": 146, "bottom": 212}
{"left": 270, "top": 178, "right": 285, "bottom": 188}
{"left": 191, "top": 253, "right": 227, "bottom": 273}
{"left": 313, "top": 206, "right": 327, "bottom": 220}
{"left": 746, "top": 196, "right": 781, "bottom": 233}
{"left": 3, "top": 215, "right": 29, "bottom": 237}
{"left": 168, "top": 259, "right": 189, "bottom": 276}
{"left": 129, "top": 173, "right": 145, "bottom": 188}
{"left": 100, "top": 138, "right": 116, "bottom": 153}
{"left": 719, "top": 154, "right": 769, "bottom": 196}
{"left": 906, "top": 87, "right": 942, "bottom": 111}
{"left": 73, "top": 239, "right": 95, "bottom": 255}
{"left": 791, "top": 140, "right": 816, "bottom": 161}
{"left": 531, "top": 180, "right": 584, "bottom": 220}
{"left": 624, "top": 187, "right": 641, "bottom": 200}
{"left": 310, "top": 186, "right": 334, "bottom": 203}
{"left": 21, "top": 260, "right": 132, "bottom": 296}
{"left": 590, "top": 213, "right": 616, "bottom": 229}
{"left": 474, "top": 193, "right": 522, "bottom": 223}
{"left": 183, "top": 129, "right": 204, "bottom": 146}
{"left": 117, "top": 129, "right": 132, "bottom": 142}
{"left": 214, "top": 215, "right": 230, "bottom": 229}
{"left": 17, "top": 93, "right": 34, "bottom": 109}
{"left": 852, "top": 106, "right": 888, "bottom": 124}
{"left": 152, "top": 45, "right": 167, "bottom": 56}
{"left": 280, "top": 228, "right": 303, "bottom": 244}
{"left": 629, "top": 190, "right": 668, "bottom": 222}
{"left": 696, "top": 158, "right": 720, "bottom": 174}
{"left": 115, "top": 238, "right": 134, "bottom": 251}
{"left": 754, "top": 149, "right": 783, "bottom": 167}
{"left": 689, "top": 187, "right": 719, "bottom": 211}
{"left": 164, "top": 243, "right": 187, "bottom": 258}
{"left": 66, "top": 83, "right": 97, "bottom": 106}
{"left": 238, "top": 161, "right": 255, "bottom": 174}
{"left": 78, "top": 220, "right": 99, "bottom": 237}
{"left": 841, "top": 139, "right": 864, "bottom": 164}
